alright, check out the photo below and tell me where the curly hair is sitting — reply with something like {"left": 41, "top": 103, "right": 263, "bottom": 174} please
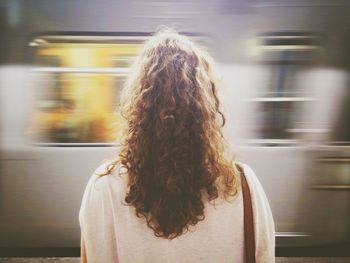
{"left": 104, "top": 29, "right": 240, "bottom": 239}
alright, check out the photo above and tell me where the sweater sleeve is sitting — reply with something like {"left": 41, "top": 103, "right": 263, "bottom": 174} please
{"left": 242, "top": 164, "right": 275, "bottom": 263}
{"left": 79, "top": 163, "right": 119, "bottom": 263}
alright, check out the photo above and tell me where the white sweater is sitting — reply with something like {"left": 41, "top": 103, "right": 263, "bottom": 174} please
{"left": 79, "top": 163, "right": 275, "bottom": 263}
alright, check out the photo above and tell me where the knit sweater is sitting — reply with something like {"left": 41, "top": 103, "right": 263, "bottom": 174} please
{"left": 79, "top": 163, "right": 275, "bottom": 263}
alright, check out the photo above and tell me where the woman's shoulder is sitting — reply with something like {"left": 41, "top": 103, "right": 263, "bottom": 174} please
{"left": 237, "top": 163, "right": 261, "bottom": 187}
{"left": 236, "top": 162, "right": 272, "bottom": 207}
{"left": 238, "top": 162, "right": 274, "bottom": 215}
{"left": 237, "top": 163, "right": 275, "bottom": 261}
{"left": 79, "top": 161, "right": 125, "bottom": 218}
{"left": 86, "top": 161, "right": 125, "bottom": 191}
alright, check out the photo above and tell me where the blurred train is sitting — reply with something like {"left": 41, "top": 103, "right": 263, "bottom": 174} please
{"left": 0, "top": 0, "right": 350, "bottom": 250}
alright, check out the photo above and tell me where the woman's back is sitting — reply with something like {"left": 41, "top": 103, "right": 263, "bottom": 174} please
{"left": 79, "top": 29, "right": 275, "bottom": 262}
{"left": 79, "top": 162, "right": 274, "bottom": 263}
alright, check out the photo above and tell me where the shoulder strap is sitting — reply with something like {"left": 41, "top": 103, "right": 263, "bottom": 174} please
{"left": 237, "top": 164, "right": 256, "bottom": 263}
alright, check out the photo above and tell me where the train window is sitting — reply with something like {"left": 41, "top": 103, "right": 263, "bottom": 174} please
{"left": 253, "top": 33, "right": 322, "bottom": 143}
{"left": 257, "top": 62, "right": 311, "bottom": 140}
{"left": 30, "top": 35, "right": 144, "bottom": 145}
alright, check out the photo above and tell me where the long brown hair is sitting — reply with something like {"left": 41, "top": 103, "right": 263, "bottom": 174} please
{"left": 105, "top": 29, "right": 239, "bottom": 239}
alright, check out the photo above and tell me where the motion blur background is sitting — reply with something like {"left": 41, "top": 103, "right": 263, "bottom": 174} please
{"left": 0, "top": 0, "right": 350, "bottom": 257}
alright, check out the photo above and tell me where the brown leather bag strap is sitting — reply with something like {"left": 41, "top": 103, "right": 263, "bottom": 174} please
{"left": 237, "top": 164, "right": 256, "bottom": 263}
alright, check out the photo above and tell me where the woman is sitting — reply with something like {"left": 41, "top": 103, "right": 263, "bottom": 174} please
{"left": 79, "top": 29, "right": 275, "bottom": 263}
